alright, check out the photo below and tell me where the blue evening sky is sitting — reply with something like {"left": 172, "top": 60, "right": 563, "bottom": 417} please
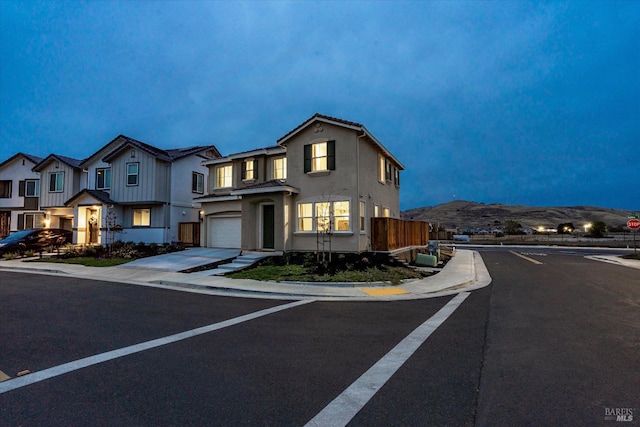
{"left": 1, "top": 1, "right": 638, "bottom": 211}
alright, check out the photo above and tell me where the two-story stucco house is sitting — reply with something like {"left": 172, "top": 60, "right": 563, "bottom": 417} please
{"left": 198, "top": 114, "right": 404, "bottom": 253}
{"left": 0, "top": 153, "right": 44, "bottom": 237}
{"left": 64, "top": 135, "right": 221, "bottom": 245}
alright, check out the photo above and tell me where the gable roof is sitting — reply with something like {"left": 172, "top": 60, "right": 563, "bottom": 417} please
{"left": 277, "top": 113, "right": 404, "bottom": 169}
{"left": 65, "top": 189, "right": 116, "bottom": 207}
{"left": 0, "top": 152, "right": 43, "bottom": 169}
{"left": 33, "top": 154, "right": 83, "bottom": 172}
{"left": 101, "top": 134, "right": 220, "bottom": 163}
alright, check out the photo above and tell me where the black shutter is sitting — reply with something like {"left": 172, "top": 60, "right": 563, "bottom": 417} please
{"left": 18, "top": 181, "right": 25, "bottom": 197}
{"left": 18, "top": 214, "right": 24, "bottom": 230}
{"left": 253, "top": 160, "right": 258, "bottom": 179}
{"left": 327, "top": 140, "right": 336, "bottom": 170}
{"left": 192, "top": 173, "right": 197, "bottom": 192}
{"left": 304, "top": 144, "right": 311, "bottom": 173}
{"left": 241, "top": 162, "right": 247, "bottom": 180}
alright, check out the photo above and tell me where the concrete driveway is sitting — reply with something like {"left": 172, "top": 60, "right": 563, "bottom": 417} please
{"left": 122, "top": 248, "right": 240, "bottom": 272}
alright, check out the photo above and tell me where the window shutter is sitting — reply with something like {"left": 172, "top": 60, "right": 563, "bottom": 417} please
{"left": 253, "top": 160, "right": 258, "bottom": 179}
{"left": 303, "top": 144, "right": 311, "bottom": 173}
{"left": 327, "top": 140, "right": 336, "bottom": 170}
{"left": 18, "top": 181, "right": 25, "bottom": 197}
{"left": 18, "top": 214, "right": 24, "bottom": 230}
{"left": 241, "top": 162, "right": 247, "bottom": 180}
{"left": 192, "top": 173, "right": 198, "bottom": 192}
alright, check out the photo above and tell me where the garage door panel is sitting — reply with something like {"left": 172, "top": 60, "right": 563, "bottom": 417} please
{"left": 208, "top": 217, "right": 241, "bottom": 248}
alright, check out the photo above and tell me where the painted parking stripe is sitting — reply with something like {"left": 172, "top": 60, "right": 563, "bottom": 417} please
{"left": 0, "top": 370, "right": 10, "bottom": 382}
{"left": 509, "top": 250, "right": 544, "bottom": 265}
{"left": 305, "top": 292, "right": 470, "bottom": 427}
{"left": 0, "top": 299, "right": 313, "bottom": 394}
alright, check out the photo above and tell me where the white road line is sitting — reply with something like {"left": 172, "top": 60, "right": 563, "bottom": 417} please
{"left": 305, "top": 292, "right": 470, "bottom": 427}
{"left": 0, "top": 299, "right": 313, "bottom": 394}
{"left": 509, "top": 250, "right": 544, "bottom": 265}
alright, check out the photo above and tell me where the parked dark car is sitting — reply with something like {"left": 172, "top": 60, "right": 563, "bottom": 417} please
{"left": 0, "top": 228, "right": 72, "bottom": 255}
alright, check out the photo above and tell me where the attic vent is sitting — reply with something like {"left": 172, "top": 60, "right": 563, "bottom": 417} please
{"left": 130, "top": 149, "right": 136, "bottom": 158}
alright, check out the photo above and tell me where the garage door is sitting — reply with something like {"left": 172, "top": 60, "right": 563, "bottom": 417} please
{"left": 208, "top": 217, "right": 241, "bottom": 248}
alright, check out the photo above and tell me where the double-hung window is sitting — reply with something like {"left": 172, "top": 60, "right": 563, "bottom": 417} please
{"left": 49, "top": 172, "right": 64, "bottom": 192}
{"left": 25, "top": 179, "right": 40, "bottom": 197}
{"left": 242, "top": 160, "right": 256, "bottom": 181}
{"left": 192, "top": 172, "right": 204, "bottom": 194}
{"left": 297, "top": 200, "right": 350, "bottom": 232}
{"left": 133, "top": 208, "right": 150, "bottom": 226}
{"left": 96, "top": 168, "right": 111, "bottom": 190}
{"left": 127, "top": 163, "right": 139, "bottom": 186}
{"left": 359, "top": 201, "right": 366, "bottom": 232}
{"left": 378, "top": 155, "right": 386, "bottom": 183}
{"left": 304, "top": 141, "right": 335, "bottom": 173}
{"left": 273, "top": 157, "right": 287, "bottom": 180}
{"left": 216, "top": 165, "right": 233, "bottom": 188}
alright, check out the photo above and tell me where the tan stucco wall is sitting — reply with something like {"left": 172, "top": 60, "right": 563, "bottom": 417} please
{"left": 283, "top": 122, "right": 401, "bottom": 253}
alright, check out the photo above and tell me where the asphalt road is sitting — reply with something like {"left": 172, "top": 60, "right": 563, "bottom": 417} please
{"left": 1, "top": 248, "right": 638, "bottom": 426}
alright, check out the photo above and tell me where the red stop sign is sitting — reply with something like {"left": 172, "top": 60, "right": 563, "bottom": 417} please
{"left": 628, "top": 219, "right": 640, "bottom": 230}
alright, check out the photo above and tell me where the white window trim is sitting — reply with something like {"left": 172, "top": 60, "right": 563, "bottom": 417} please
{"left": 242, "top": 159, "right": 255, "bottom": 182}
{"left": 295, "top": 198, "right": 352, "bottom": 233}
{"left": 132, "top": 208, "right": 151, "bottom": 227}
{"left": 273, "top": 157, "right": 287, "bottom": 180}
{"left": 192, "top": 171, "right": 204, "bottom": 194}
{"left": 126, "top": 163, "right": 139, "bottom": 187}
{"left": 96, "top": 168, "right": 111, "bottom": 190}
{"left": 25, "top": 179, "right": 40, "bottom": 197}
{"left": 49, "top": 172, "right": 64, "bottom": 193}
{"left": 216, "top": 165, "right": 233, "bottom": 189}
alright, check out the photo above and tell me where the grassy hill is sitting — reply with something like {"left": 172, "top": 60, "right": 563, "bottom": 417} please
{"left": 401, "top": 200, "right": 633, "bottom": 230}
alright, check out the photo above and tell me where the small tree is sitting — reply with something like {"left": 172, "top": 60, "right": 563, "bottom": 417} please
{"left": 504, "top": 220, "right": 522, "bottom": 235}
{"left": 589, "top": 221, "right": 606, "bottom": 238}
{"left": 557, "top": 223, "right": 575, "bottom": 234}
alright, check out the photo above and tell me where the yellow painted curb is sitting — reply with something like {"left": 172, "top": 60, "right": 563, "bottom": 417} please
{"left": 361, "top": 287, "right": 409, "bottom": 296}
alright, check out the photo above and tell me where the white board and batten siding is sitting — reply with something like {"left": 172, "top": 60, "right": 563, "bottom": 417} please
{"left": 109, "top": 150, "right": 170, "bottom": 203}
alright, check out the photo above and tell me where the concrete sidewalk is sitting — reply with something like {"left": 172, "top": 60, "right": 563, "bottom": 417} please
{"left": 0, "top": 250, "right": 491, "bottom": 301}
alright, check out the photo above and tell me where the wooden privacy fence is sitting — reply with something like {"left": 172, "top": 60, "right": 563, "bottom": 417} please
{"left": 179, "top": 222, "right": 201, "bottom": 247}
{"left": 371, "top": 218, "right": 430, "bottom": 251}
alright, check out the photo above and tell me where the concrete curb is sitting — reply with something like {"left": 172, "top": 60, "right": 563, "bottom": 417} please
{"left": 0, "top": 250, "right": 491, "bottom": 301}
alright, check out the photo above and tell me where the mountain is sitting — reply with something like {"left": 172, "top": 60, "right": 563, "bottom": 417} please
{"left": 401, "top": 200, "right": 633, "bottom": 230}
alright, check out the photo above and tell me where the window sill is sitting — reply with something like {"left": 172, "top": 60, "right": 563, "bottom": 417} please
{"left": 307, "top": 170, "right": 331, "bottom": 177}
{"left": 242, "top": 179, "right": 256, "bottom": 184}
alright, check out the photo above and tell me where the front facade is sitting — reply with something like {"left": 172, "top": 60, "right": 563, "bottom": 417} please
{"left": 0, "top": 136, "right": 220, "bottom": 245}
{"left": 0, "top": 153, "right": 44, "bottom": 237}
{"left": 65, "top": 135, "right": 220, "bottom": 245}
{"left": 199, "top": 114, "right": 403, "bottom": 253}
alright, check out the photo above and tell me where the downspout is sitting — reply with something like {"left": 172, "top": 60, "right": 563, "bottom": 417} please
{"left": 356, "top": 131, "right": 366, "bottom": 252}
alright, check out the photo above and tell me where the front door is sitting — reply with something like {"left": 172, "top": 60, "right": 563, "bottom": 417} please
{"left": 262, "top": 205, "right": 275, "bottom": 250}
{"left": 88, "top": 209, "right": 99, "bottom": 244}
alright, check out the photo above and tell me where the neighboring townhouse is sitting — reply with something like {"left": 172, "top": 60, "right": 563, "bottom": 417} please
{"left": 32, "top": 154, "right": 84, "bottom": 233}
{"left": 64, "top": 135, "right": 220, "bottom": 245}
{"left": 0, "top": 153, "right": 44, "bottom": 237}
{"left": 198, "top": 113, "right": 404, "bottom": 253}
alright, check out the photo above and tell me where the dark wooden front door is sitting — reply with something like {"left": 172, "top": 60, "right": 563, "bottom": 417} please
{"left": 262, "top": 205, "right": 275, "bottom": 250}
